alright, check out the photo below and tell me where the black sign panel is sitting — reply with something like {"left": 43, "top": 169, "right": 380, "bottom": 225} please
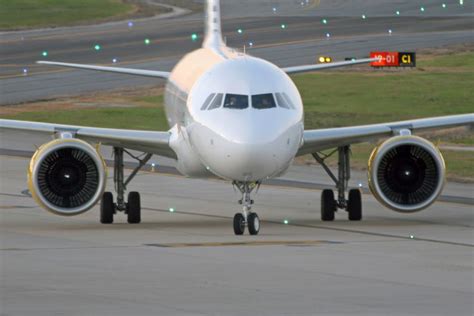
{"left": 399, "top": 52, "right": 416, "bottom": 67}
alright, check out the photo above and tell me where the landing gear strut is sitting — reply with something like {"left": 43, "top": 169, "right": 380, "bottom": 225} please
{"left": 100, "top": 147, "right": 152, "bottom": 224}
{"left": 232, "top": 181, "right": 261, "bottom": 235}
{"left": 313, "top": 146, "right": 362, "bottom": 221}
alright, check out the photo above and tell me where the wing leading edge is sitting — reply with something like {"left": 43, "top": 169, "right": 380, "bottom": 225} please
{"left": 37, "top": 61, "right": 170, "bottom": 79}
{"left": 298, "top": 114, "right": 474, "bottom": 156}
{"left": 283, "top": 57, "right": 379, "bottom": 74}
{"left": 0, "top": 119, "right": 176, "bottom": 159}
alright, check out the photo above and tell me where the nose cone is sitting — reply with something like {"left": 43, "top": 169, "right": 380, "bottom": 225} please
{"left": 189, "top": 117, "right": 302, "bottom": 181}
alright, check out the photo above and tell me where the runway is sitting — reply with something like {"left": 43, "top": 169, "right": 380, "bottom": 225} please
{"left": 1, "top": 153, "right": 473, "bottom": 315}
{"left": 1, "top": 0, "right": 473, "bottom": 105}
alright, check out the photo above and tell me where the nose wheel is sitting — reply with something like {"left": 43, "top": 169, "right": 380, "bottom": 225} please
{"left": 233, "top": 182, "right": 261, "bottom": 235}
{"left": 233, "top": 212, "right": 260, "bottom": 235}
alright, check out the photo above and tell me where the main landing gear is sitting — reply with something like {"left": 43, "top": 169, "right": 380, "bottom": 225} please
{"left": 232, "top": 181, "right": 261, "bottom": 235}
{"left": 313, "top": 146, "right": 362, "bottom": 222}
{"left": 100, "top": 147, "right": 152, "bottom": 224}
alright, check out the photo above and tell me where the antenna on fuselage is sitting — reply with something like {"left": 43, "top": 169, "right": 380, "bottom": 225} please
{"left": 203, "top": 0, "right": 225, "bottom": 49}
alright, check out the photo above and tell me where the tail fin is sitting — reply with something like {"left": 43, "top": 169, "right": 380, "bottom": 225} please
{"left": 203, "top": 0, "right": 225, "bottom": 49}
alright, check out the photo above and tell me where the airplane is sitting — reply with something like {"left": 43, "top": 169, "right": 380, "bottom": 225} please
{"left": 1, "top": 0, "right": 473, "bottom": 235}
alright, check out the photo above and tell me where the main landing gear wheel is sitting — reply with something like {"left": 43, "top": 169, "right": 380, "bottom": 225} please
{"left": 321, "top": 189, "right": 335, "bottom": 221}
{"left": 347, "top": 189, "right": 362, "bottom": 221}
{"left": 248, "top": 213, "right": 260, "bottom": 235}
{"left": 233, "top": 213, "right": 245, "bottom": 235}
{"left": 127, "top": 192, "right": 141, "bottom": 224}
{"left": 100, "top": 147, "right": 151, "bottom": 225}
{"left": 100, "top": 192, "right": 115, "bottom": 224}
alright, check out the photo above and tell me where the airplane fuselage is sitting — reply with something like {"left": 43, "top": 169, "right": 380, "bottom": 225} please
{"left": 164, "top": 47, "right": 304, "bottom": 181}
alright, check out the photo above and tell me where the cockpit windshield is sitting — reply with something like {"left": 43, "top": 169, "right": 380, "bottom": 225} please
{"left": 252, "top": 94, "right": 276, "bottom": 109}
{"left": 223, "top": 94, "right": 249, "bottom": 109}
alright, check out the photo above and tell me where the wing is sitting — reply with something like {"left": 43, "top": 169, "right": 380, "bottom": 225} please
{"left": 0, "top": 119, "right": 176, "bottom": 159}
{"left": 283, "top": 58, "right": 379, "bottom": 75}
{"left": 298, "top": 114, "right": 474, "bottom": 156}
{"left": 37, "top": 61, "right": 170, "bottom": 79}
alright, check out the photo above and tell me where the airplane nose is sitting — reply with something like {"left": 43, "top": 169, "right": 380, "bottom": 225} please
{"left": 191, "top": 120, "right": 300, "bottom": 181}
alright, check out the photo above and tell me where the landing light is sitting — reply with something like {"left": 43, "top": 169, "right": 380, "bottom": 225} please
{"left": 112, "top": 58, "right": 118, "bottom": 63}
{"left": 318, "top": 56, "right": 332, "bottom": 63}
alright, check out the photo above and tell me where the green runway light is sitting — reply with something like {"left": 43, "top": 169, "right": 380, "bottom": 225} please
{"left": 361, "top": 14, "right": 366, "bottom": 19}
{"left": 442, "top": 3, "right": 447, "bottom": 8}
{"left": 409, "top": 235, "right": 415, "bottom": 239}
{"left": 41, "top": 51, "right": 48, "bottom": 57}
{"left": 420, "top": 6, "right": 425, "bottom": 12}
{"left": 283, "top": 219, "right": 289, "bottom": 225}
{"left": 459, "top": 0, "right": 463, "bottom": 5}
{"left": 396, "top": 10, "right": 400, "bottom": 16}
{"left": 280, "top": 24, "right": 286, "bottom": 29}
{"left": 321, "top": 19, "right": 327, "bottom": 24}
{"left": 169, "top": 208, "right": 175, "bottom": 213}
{"left": 237, "top": 28, "right": 243, "bottom": 34}
{"left": 144, "top": 38, "right": 151, "bottom": 45}
{"left": 191, "top": 33, "right": 198, "bottom": 41}
{"left": 94, "top": 44, "right": 101, "bottom": 51}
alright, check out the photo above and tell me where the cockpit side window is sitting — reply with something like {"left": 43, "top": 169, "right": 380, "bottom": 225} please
{"left": 275, "top": 93, "right": 290, "bottom": 109}
{"left": 201, "top": 93, "right": 216, "bottom": 110}
{"left": 252, "top": 94, "right": 276, "bottom": 109}
{"left": 282, "top": 92, "right": 296, "bottom": 109}
{"left": 223, "top": 94, "right": 249, "bottom": 109}
{"left": 208, "top": 93, "right": 224, "bottom": 110}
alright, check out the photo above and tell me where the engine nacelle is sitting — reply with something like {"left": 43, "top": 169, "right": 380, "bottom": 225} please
{"left": 28, "top": 138, "right": 107, "bottom": 216}
{"left": 368, "top": 136, "right": 445, "bottom": 213}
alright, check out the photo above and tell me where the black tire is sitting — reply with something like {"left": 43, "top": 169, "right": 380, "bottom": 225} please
{"left": 321, "top": 189, "right": 336, "bottom": 221}
{"left": 347, "top": 189, "right": 362, "bottom": 221}
{"left": 100, "top": 192, "right": 114, "bottom": 224}
{"left": 233, "top": 213, "right": 245, "bottom": 235}
{"left": 127, "top": 192, "right": 141, "bottom": 224}
{"left": 248, "top": 213, "right": 260, "bottom": 235}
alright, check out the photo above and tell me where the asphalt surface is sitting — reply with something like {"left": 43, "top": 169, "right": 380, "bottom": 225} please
{"left": 0, "top": 0, "right": 473, "bottom": 105}
{"left": 1, "top": 154, "right": 473, "bottom": 316}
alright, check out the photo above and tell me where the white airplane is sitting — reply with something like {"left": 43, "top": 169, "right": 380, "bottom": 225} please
{"left": 1, "top": 0, "right": 473, "bottom": 235}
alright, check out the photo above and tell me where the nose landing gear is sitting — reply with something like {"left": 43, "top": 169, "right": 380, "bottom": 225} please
{"left": 233, "top": 181, "right": 261, "bottom": 235}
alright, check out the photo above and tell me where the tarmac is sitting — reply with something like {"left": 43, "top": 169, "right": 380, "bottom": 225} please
{"left": 1, "top": 152, "right": 473, "bottom": 316}
{"left": 1, "top": 129, "right": 473, "bottom": 315}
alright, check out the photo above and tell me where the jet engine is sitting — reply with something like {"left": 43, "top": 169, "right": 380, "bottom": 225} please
{"left": 28, "top": 138, "right": 107, "bottom": 216}
{"left": 368, "top": 135, "right": 445, "bottom": 213}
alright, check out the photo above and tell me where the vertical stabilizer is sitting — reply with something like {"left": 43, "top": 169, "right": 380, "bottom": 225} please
{"left": 203, "top": 0, "right": 225, "bottom": 49}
